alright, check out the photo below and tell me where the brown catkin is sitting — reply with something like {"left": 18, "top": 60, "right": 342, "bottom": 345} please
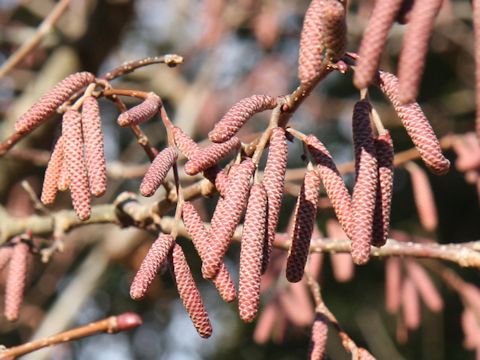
{"left": 351, "top": 100, "right": 377, "bottom": 265}
{"left": 182, "top": 202, "right": 236, "bottom": 303}
{"left": 239, "top": 184, "right": 267, "bottom": 322}
{"left": 305, "top": 135, "right": 352, "bottom": 238}
{"left": 321, "top": 0, "right": 347, "bottom": 62}
{"left": 202, "top": 159, "right": 255, "bottom": 279}
{"left": 140, "top": 147, "right": 178, "bottom": 197}
{"left": 377, "top": 71, "right": 450, "bottom": 175}
{"left": 397, "top": 0, "right": 443, "bottom": 103}
{"left": 82, "top": 96, "right": 107, "bottom": 197}
{"left": 41, "top": 136, "right": 64, "bottom": 205}
{"left": 402, "top": 277, "right": 421, "bottom": 329}
{"left": 262, "top": 127, "right": 288, "bottom": 273}
{"left": 130, "top": 234, "right": 175, "bottom": 300}
{"left": 286, "top": 170, "right": 321, "bottom": 283}
{"left": 63, "top": 109, "right": 91, "bottom": 220}
{"left": 405, "top": 260, "right": 443, "bottom": 312}
{"left": 15, "top": 72, "right": 95, "bottom": 134}
{"left": 474, "top": 0, "right": 480, "bottom": 140}
{"left": 171, "top": 244, "right": 213, "bottom": 338}
{"left": 0, "top": 246, "right": 12, "bottom": 271}
{"left": 354, "top": 0, "right": 404, "bottom": 89}
{"left": 372, "top": 132, "right": 394, "bottom": 247}
{"left": 184, "top": 136, "right": 241, "bottom": 176}
{"left": 208, "top": 95, "right": 277, "bottom": 143}
{"left": 385, "top": 257, "right": 402, "bottom": 313}
{"left": 309, "top": 313, "right": 328, "bottom": 360}
{"left": 117, "top": 92, "right": 161, "bottom": 127}
{"left": 4, "top": 241, "right": 29, "bottom": 322}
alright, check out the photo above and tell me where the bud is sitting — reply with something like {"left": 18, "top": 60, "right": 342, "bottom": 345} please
{"left": 140, "top": 147, "right": 178, "bottom": 197}
{"left": 4, "top": 241, "right": 29, "bottom": 322}
{"left": 41, "top": 136, "right": 64, "bottom": 205}
{"left": 309, "top": 313, "right": 328, "bottom": 360}
{"left": 115, "top": 312, "right": 143, "bottom": 332}
{"left": 117, "top": 92, "right": 161, "bottom": 127}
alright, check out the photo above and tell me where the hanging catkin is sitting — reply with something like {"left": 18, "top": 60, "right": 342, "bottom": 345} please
{"left": 82, "top": 96, "right": 107, "bottom": 197}
{"left": 402, "top": 277, "right": 421, "bottom": 329}
{"left": 321, "top": 0, "right": 347, "bottom": 62}
{"left": 63, "top": 109, "right": 91, "bottom": 220}
{"left": 286, "top": 170, "right": 321, "bottom": 283}
{"left": 208, "top": 95, "right": 277, "bottom": 143}
{"left": 140, "top": 147, "right": 178, "bottom": 197}
{"left": 15, "top": 72, "right": 95, "bottom": 134}
{"left": 262, "top": 127, "right": 288, "bottom": 273}
{"left": 41, "top": 136, "right": 64, "bottom": 205}
{"left": 351, "top": 100, "right": 377, "bottom": 265}
{"left": 405, "top": 260, "right": 443, "bottom": 312}
{"left": 385, "top": 257, "right": 402, "bottom": 313}
{"left": 130, "top": 234, "right": 175, "bottom": 300}
{"left": 239, "top": 184, "right": 267, "bottom": 322}
{"left": 377, "top": 71, "right": 450, "bottom": 175}
{"left": 4, "top": 241, "right": 29, "bottom": 322}
{"left": 117, "top": 92, "right": 161, "bottom": 127}
{"left": 171, "top": 244, "right": 213, "bottom": 338}
{"left": 309, "top": 313, "right": 328, "bottom": 360}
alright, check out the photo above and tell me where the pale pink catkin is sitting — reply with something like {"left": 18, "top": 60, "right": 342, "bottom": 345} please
{"left": 117, "top": 92, "right": 161, "bottom": 127}
{"left": 326, "top": 219, "right": 354, "bottom": 282}
{"left": 253, "top": 301, "right": 278, "bottom": 344}
{"left": 41, "top": 136, "right": 64, "bottom": 205}
{"left": 402, "top": 277, "right": 421, "bottom": 329}
{"left": 140, "top": 147, "right": 178, "bottom": 197}
{"left": 4, "top": 241, "right": 29, "bottom": 322}
{"left": 309, "top": 313, "right": 328, "bottom": 360}
{"left": 385, "top": 257, "right": 402, "bottom": 313}
{"left": 405, "top": 260, "right": 443, "bottom": 312}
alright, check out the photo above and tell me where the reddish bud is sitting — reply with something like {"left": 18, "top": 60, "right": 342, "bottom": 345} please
{"left": 115, "top": 312, "right": 143, "bottom": 331}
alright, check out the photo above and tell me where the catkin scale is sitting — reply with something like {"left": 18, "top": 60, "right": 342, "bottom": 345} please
{"left": 286, "top": 170, "right": 321, "bottom": 283}
{"left": 117, "top": 93, "right": 161, "bottom": 127}
{"left": 140, "top": 147, "right": 178, "bottom": 197}
{"left": 15, "top": 72, "right": 95, "bottom": 134}
{"left": 309, "top": 313, "right": 328, "bottom": 360}
{"left": 41, "top": 136, "right": 64, "bottom": 205}
{"left": 239, "top": 184, "right": 267, "bottom": 322}
{"left": 4, "top": 242, "right": 29, "bottom": 322}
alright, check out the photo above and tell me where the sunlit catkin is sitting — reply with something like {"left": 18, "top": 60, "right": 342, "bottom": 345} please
{"left": 117, "top": 92, "right": 161, "bottom": 127}
{"left": 41, "top": 136, "right": 64, "bottom": 205}
{"left": 321, "top": 0, "right": 347, "bottom": 62}
{"left": 4, "top": 241, "right": 29, "bottom": 322}
{"left": 140, "top": 147, "right": 178, "bottom": 197}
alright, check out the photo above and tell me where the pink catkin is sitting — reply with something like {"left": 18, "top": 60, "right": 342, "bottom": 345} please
{"left": 140, "top": 147, "right": 178, "bottom": 197}
{"left": 182, "top": 202, "right": 236, "bottom": 303}
{"left": 208, "top": 95, "right": 277, "bottom": 143}
{"left": 402, "top": 277, "right": 421, "bottom": 329}
{"left": 309, "top": 313, "right": 328, "bottom": 360}
{"left": 15, "top": 72, "right": 95, "bottom": 134}
{"left": 354, "top": 0, "right": 404, "bottom": 89}
{"left": 321, "top": 0, "right": 347, "bottom": 62}
{"left": 289, "top": 280, "right": 315, "bottom": 323}
{"left": 253, "top": 301, "right": 278, "bottom": 344}
{"left": 385, "top": 257, "right": 402, "bottom": 313}
{"left": 82, "top": 96, "right": 107, "bottom": 197}
{"left": 58, "top": 149, "right": 70, "bottom": 191}
{"left": 41, "top": 136, "right": 64, "bottom": 205}
{"left": 184, "top": 136, "right": 241, "bottom": 176}
{"left": 474, "top": 0, "right": 480, "bottom": 140}
{"left": 4, "top": 241, "right": 29, "bottom": 322}
{"left": 239, "top": 184, "right": 267, "bottom": 322}
{"left": 262, "top": 127, "right": 288, "bottom": 273}
{"left": 286, "top": 170, "right": 321, "bottom": 283}
{"left": 117, "top": 92, "right": 161, "bottom": 127}
{"left": 63, "top": 109, "right": 91, "bottom": 221}
{"left": 462, "top": 309, "right": 480, "bottom": 349}
{"left": 202, "top": 159, "right": 255, "bottom": 279}
{"left": 278, "top": 291, "right": 313, "bottom": 326}
{"left": 351, "top": 100, "right": 377, "bottom": 265}
{"left": 378, "top": 71, "right": 450, "bottom": 175}
{"left": 306, "top": 135, "right": 352, "bottom": 238}
{"left": 0, "top": 246, "right": 12, "bottom": 271}
{"left": 406, "top": 162, "right": 438, "bottom": 231}
{"left": 171, "top": 244, "right": 213, "bottom": 338}
{"left": 326, "top": 219, "right": 354, "bottom": 282}
{"left": 372, "top": 132, "right": 394, "bottom": 247}
{"left": 397, "top": 0, "right": 443, "bottom": 103}
{"left": 405, "top": 260, "right": 443, "bottom": 312}
{"left": 358, "top": 348, "right": 377, "bottom": 360}
{"left": 130, "top": 233, "right": 175, "bottom": 300}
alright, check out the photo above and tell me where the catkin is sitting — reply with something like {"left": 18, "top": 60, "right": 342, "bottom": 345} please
{"left": 171, "top": 244, "right": 213, "bottom": 338}
{"left": 397, "top": 0, "right": 443, "bottom": 103}
{"left": 326, "top": 219, "right": 354, "bottom": 282}
{"left": 4, "top": 241, "right": 29, "bottom": 322}
{"left": 41, "top": 136, "right": 64, "bottom": 205}
{"left": 184, "top": 137, "right": 241, "bottom": 176}
{"left": 286, "top": 170, "right": 321, "bottom": 283}
{"left": 140, "top": 147, "right": 178, "bottom": 197}
{"left": 473, "top": 0, "right": 480, "bottom": 139}
{"left": 253, "top": 301, "right": 278, "bottom": 344}
{"left": 385, "top": 257, "right": 402, "bottom": 314}
{"left": 351, "top": 100, "right": 377, "bottom": 265}
{"left": 262, "top": 127, "right": 288, "bottom": 273}
{"left": 321, "top": 0, "right": 347, "bottom": 62}
{"left": 15, "top": 72, "right": 95, "bottom": 134}
{"left": 402, "top": 277, "right": 421, "bottom": 329}
{"left": 63, "top": 109, "right": 91, "bottom": 221}
{"left": 309, "top": 313, "right": 328, "bottom": 360}
{"left": 130, "top": 233, "right": 175, "bottom": 300}
{"left": 358, "top": 348, "right": 377, "bottom": 360}
{"left": 354, "top": 0, "right": 404, "bottom": 89}
{"left": 239, "top": 184, "right": 267, "bottom": 322}
{"left": 405, "top": 260, "right": 443, "bottom": 312}
{"left": 82, "top": 96, "right": 107, "bottom": 197}
{"left": 209, "top": 95, "right": 277, "bottom": 143}
{"left": 117, "top": 92, "right": 161, "bottom": 127}
{"left": 377, "top": 71, "right": 450, "bottom": 175}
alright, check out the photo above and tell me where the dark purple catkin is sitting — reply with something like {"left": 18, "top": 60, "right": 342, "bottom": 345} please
{"left": 117, "top": 92, "right": 161, "bottom": 127}
{"left": 354, "top": 0, "right": 404, "bottom": 89}
{"left": 262, "top": 127, "right": 288, "bottom": 273}
{"left": 351, "top": 100, "right": 377, "bottom": 265}
{"left": 473, "top": 0, "right": 480, "bottom": 140}
{"left": 309, "top": 313, "right": 328, "bottom": 360}
{"left": 239, "top": 184, "right": 267, "bottom": 322}
{"left": 321, "top": 0, "right": 347, "bottom": 62}
{"left": 202, "top": 159, "right": 255, "bottom": 279}
{"left": 140, "top": 147, "right": 178, "bottom": 197}
{"left": 208, "top": 95, "right": 277, "bottom": 143}
{"left": 372, "top": 132, "right": 394, "bottom": 247}
{"left": 286, "top": 170, "right": 321, "bottom": 283}
{"left": 63, "top": 109, "right": 91, "bottom": 221}
{"left": 4, "top": 241, "right": 29, "bottom": 322}
{"left": 130, "top": 234, "right": 175, "bottom": 300}
{"left": 82, "top": 96, "right": 107, "bottom": 197}
{"left": 397, "top": 0, "right": 443, "bottom": 103}
{"left": 377, "top": 71, "right": 450, "bottom": 175}
{"left": 184, "top": 136, "right": 241, "bottom": 176}
{"left": 15, "top": 72, "right": 95, "bottom": 134}
{"left": 41, "top": 136, "right": 64, "bottom": 205}
{"left": 171, "top": 244, "right": 213, "bottom": 338}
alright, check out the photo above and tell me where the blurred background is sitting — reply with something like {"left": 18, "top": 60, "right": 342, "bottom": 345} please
{"left": 0, "top": 0, "right": 479, "bottom": 359}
